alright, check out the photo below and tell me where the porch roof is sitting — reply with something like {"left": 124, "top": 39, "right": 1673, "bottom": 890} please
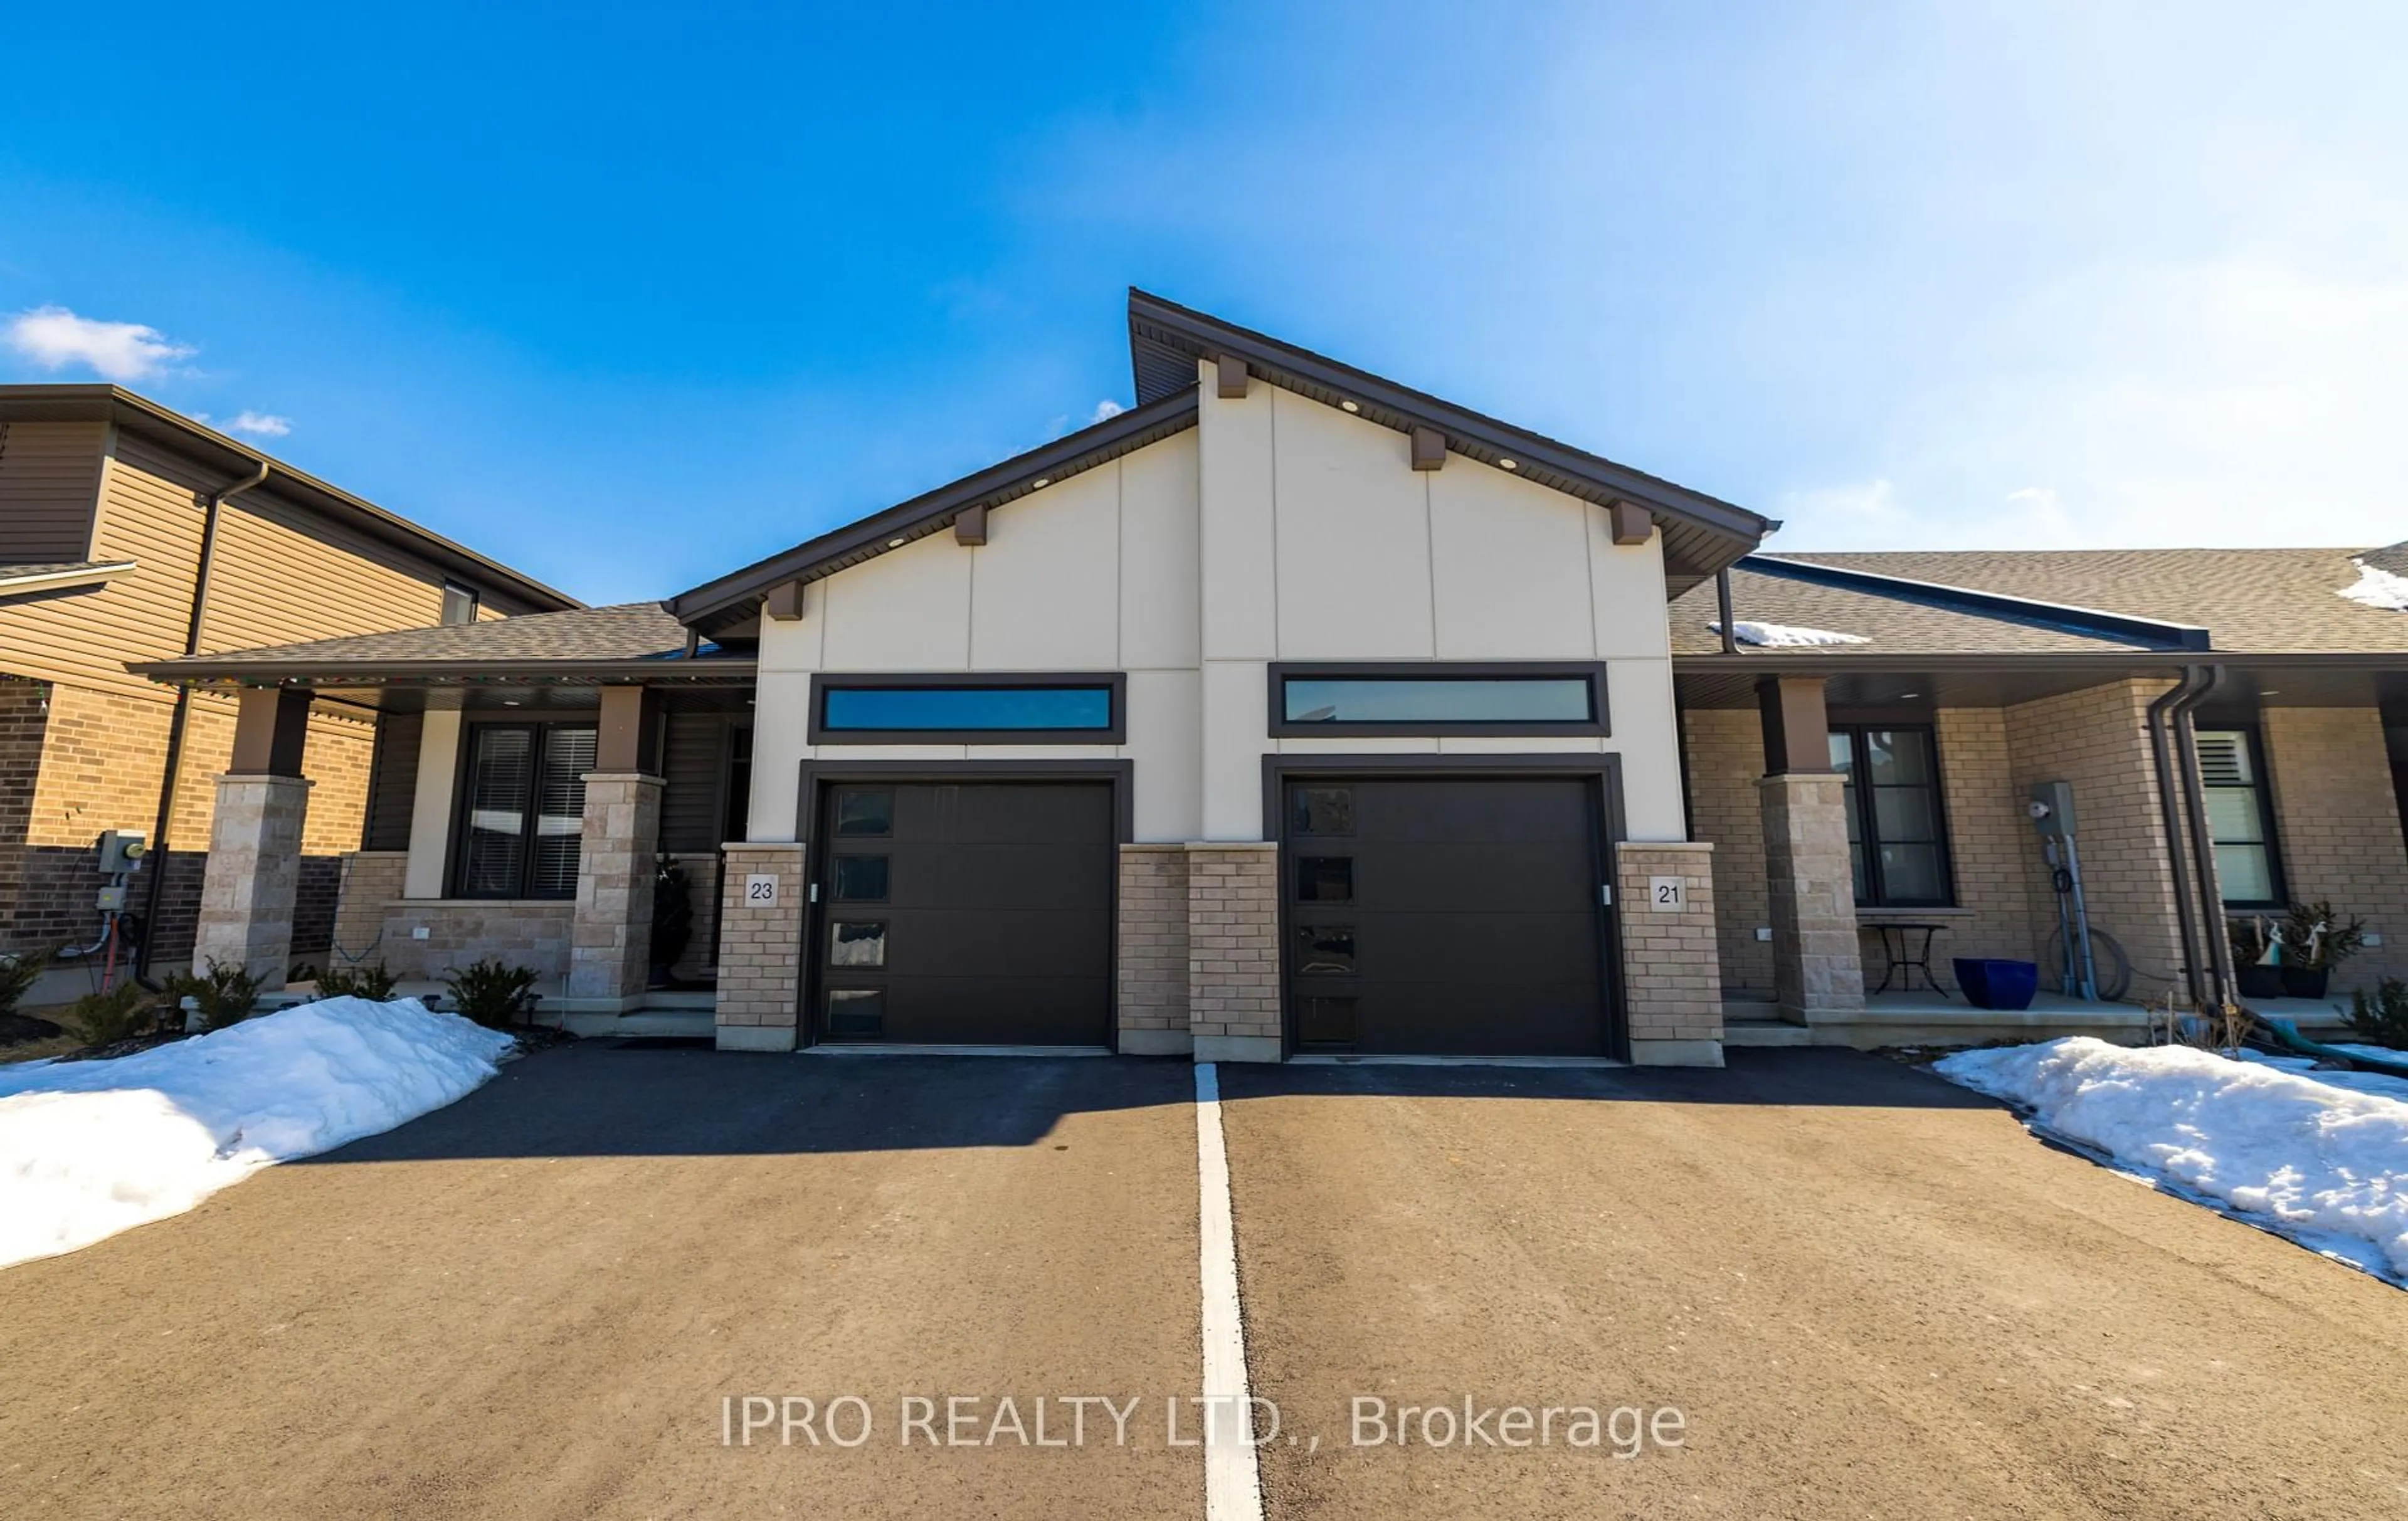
{"left": 130, "top": 602, "right": 755, "bottom": 708}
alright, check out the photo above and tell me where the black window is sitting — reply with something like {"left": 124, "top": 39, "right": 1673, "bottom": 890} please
{"left": 440, "top": 581, "right": 480, "bottom": 626}
{"left": 452, "top": 724, "right": 595, "bottom": 899}
{"left": 810, "top": 676, "right": 1122, "bottom": 742}
{"left": 1270, "top": 663, "right": 1608, "bottom": 737}
{"left": 833, "top": 855, "right": 890, "bottom": 902}
{"left": 1827, "top": 726, "right": 1952, "bottom": 908}
{"left": 2195, "top": 728, "right": 2285, "bottom": 908}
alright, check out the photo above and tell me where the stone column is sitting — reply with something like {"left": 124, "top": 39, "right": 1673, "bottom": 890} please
{"left": 192, "top": 687, "right": 315, "bottom": 986}
{"left": 1758, "top": 675, "right": 1864, "bottom": 1024}
{"left": 1615, "top": 841, "right": 1723, "bottom": 1065}
{"left": 1117, "top": 844, "right": 1192, "bottom": 1055}
{"left": 1761, "top": 773, "right": 1864, "bottom": 1022}
{"left": 714, "top": 841, "right": 805, "bottom": 1051}
{"left": 1187, "top": 841, "right": 1281, "bottom": 1063}
{"left": 566, "top": 771, "right": 663, "bottom": 1004}
{"left": 193, "top": 774, "right": 312, "bottom": 984}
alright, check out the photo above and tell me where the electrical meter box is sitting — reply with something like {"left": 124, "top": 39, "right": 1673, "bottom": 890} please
{"left": 2027, "top": 782, "right": 2076, "bottom": 837}
{"left": 96, "top": 829, "right": 147, "bottom": 874}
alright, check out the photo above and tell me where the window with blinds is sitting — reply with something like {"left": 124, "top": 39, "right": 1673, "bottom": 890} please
{"left": 2195, "top": 728, "right": 2284, "bottom": 907}
{"left": 1827, "top": 725, "right": 1954, "bottom": 907}
{"left": 454, "top": 724, "right": 596, "bottom": 899}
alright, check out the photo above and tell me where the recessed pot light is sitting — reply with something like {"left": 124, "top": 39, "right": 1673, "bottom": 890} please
{"left": 887, "top": 537, "right": 907, "bottom": 548}
{"left": 1339, "top": 399, "right": 1360, "bottom": 413}
{"left": 1031, "top": 477, "right": 1050, "bottom": 488}
{"left": 1498, "top": 458, "right": 1519, "bottom": 470}
{"left": 1898, "top": 692, "right": 1920, "bottom": 700}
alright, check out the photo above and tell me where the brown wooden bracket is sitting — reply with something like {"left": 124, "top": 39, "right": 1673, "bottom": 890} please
{"left": 1410, "top": 426, "right": 1446, "bottom": 471}
{"left": 954, "top": 504, "right": 988, "bottom": 545}
{"left": 763, "top": 581, "right": 805, "bottom": 621}
{"left": 1215, "top": 354, "right": 1249, "bottom": 399}
{"left": 1611, "top": 500, "right": 1653, "bottom": 545}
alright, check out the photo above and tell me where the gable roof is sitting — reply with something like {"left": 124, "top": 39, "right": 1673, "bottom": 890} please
{"left": 669, "top": 291, "right": 1779, "bottom": 631}
{"left": 668, "top": 388, "right": 1199, "bottom": 634}
{"left": 1126, "top": 289, "right": 1773, "bottom": 596}
{"left": 0, "top": 385, "right": 580, "bottom": 613}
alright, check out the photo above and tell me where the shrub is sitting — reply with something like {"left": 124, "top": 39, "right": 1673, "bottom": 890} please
{"left": 0, "top": 949, "right": 50, "bottom": 1019}
{"left": 650, "top": 858, "right": 694, "bottom": 982}
{"left": 2280, "top": 901, "right": 2366, "bottom": 971}
{"left": 65, "top": 981, "right": 158, "bottom": 1046}
{"left": 2347, "top": 977, "right": 2408, "bottom": 1050}
{"left": 162, "top": 960, "right": 263, "bottom": 1033}
{"left": 442, "top": 957, "right": 539, "bottom": 1029}
{"left": 316, "top": 960, "right": 399, "bottom": 1001}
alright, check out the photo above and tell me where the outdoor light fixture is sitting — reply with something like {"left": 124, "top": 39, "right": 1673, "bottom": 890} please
{"left": 887, "top": 537, "right": 907, "bottom": 548}
{"left": 1031, "top": 477, "right": 1050, "bottom": 488}
{"left": 1498, "top": 458, "right": 1519, "bottom": 470}
{"left": 1340, "top": 399, "right": 1360, "bottom": 413}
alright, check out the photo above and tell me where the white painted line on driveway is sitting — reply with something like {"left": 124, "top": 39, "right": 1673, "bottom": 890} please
{"left": 1194, "top": 1063, "right": 1264, "bottom": 1521}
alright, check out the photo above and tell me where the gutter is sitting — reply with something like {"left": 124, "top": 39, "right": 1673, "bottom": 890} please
{"left": 2144, "top": 666, "right": 2222, "bottom": 1014}
{"left": 2169, "top": 665, "right": 2240, "bottom": 1008}
{"left": 138, "top": 459, "right": 270, "bottom": 976}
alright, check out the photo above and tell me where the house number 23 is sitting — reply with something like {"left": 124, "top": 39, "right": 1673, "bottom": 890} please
{"left": 745, "top": 873, "right": 780, "bottom": 907}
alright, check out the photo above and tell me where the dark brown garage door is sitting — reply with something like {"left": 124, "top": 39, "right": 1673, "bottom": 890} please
{"left": 813, "top": 781, "right": 1114, "bottom": 1046}
{"left": 1284, "top": 776, "right": 1612, "bottom": 1056}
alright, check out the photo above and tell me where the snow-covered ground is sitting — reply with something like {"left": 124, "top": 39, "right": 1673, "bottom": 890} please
{"left": 0, "top": 997, "right": 515, "bottom": 1270}
{"left": 1937, "top": 1038, "right": 2408, "bottom": 1286}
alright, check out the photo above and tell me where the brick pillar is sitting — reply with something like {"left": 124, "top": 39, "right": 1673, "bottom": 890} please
{"left": 1761, "top": 772, "right": 1864, "bottom": 1022}
{"left": 192, "top": 774, "right": 312, "bottom": 985}
{"left": 1615, "top": 841, "right": 1723, "bottom": 1066}
{"left": 567, "top": 771, "right": 662, "bottom": 1004}
{"left": 1187, "top": 842, "right": 1281, "bottom": 1063}
{"left": 715, "top": 841, "right": 805, "bottom": 1051}
{"left": 1117, "top": 844, "right": 1191, "bottom": 1055}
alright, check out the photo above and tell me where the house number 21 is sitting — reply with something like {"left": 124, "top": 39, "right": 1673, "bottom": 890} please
{"left": 1649, "top": 875, "right": 1684, "bottom": 911}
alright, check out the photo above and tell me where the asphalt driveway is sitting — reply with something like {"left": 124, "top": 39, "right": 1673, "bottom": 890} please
{"left": 1217, "top": 1052, "right": 2408, "bottom": 1520}
{"left": 2, "top": 1044, "right": 2402, "bottom": 1519}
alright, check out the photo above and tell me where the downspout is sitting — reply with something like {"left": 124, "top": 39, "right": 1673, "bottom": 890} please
{"left": 1716, "top": 569, "right": 1740, "bottom": 655}
{"left": 2171, "top": 663, "right": 2238, "bottom": 1009}
{"left": 2145, "top": 667, "right": 2213, "bottom": 1013}
{"left": 137, "top": 458, "right": 272, "bottom": 976}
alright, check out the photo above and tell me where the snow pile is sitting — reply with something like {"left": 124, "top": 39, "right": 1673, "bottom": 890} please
{"left": 2337, "top": 559, "right": 2408, "bottom": 612}
{"left": 0, "top": 997, "right": 514, "bottom": 1269}
{"left": 2237, "top": 1048, "right": 2408, "bottom": 1104}
{"left": 1936, "top": 1038, "right": 2408, "bottom": 1282}
{"left": 1709, "top": 620, "right": 1871, "bottom": 648}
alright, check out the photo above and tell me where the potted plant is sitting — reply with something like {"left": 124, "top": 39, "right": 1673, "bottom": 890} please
{"left": 2276, "top": 900, "right": 2365, "bottom": 1000}
{"left": 2227, "top": 917, "right": 2284, "bottom": 1000}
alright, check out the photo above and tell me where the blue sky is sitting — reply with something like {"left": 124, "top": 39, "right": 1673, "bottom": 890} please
{"left": 4, "top": 2, "right": 2402, "bottom": 605}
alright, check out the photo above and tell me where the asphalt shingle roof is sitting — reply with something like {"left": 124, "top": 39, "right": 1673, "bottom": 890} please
{"left": 152, "top": 603, "right": 693, "bottom": 670}
{"left": 1671, "top": 547, "right": 2408, "bottom": 657}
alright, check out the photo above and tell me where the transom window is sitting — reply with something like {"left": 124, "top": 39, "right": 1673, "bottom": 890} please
{"left": 2196, "top": 728, "right": 2285, "bottom": 908}
{"left": 453, "top": 724, "right": 595, "bottom": 899}
{"left": 1269, "top": 663, "right": 1608, "bottom": 737}
{"left": 810, "top": 676, "right": 1121, "bottom": 742}
{"left": 1827, "top": 726, "right": 1952, "bottom": 908}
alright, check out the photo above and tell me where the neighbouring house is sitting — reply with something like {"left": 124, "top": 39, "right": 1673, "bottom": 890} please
{"left": 0, "top": 386, "right": 578, "bottom": 999}
{"left": 135, "top": 293, "right": 2408, "bottom": 1064}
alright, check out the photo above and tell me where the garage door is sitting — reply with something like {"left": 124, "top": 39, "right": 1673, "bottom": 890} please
{"left": 813, "top": 781, "right": 1114, "bottom": 1046}
{"left": 1283, "top": 776, "right": 1612, "bottom": 1056}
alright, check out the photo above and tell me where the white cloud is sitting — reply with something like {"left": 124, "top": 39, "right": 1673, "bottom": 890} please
{"left": 1089, "top": 399, "right": 1125, "bottom": 424}
{"left": 224, "top": 411, "right": 290, "bottom": 438}
{"left": 4, "top": 305, "right": 194, "bottom": 382}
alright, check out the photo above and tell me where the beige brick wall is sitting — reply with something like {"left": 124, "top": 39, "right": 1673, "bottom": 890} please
{"left": 716, "top": 841, "right": 805, "bottom": 1037}
{"left": 2004, "top": 679, "right": 2195, "bottom": 1006}
{"left": 1682, "top": 707, "right": 1773, "bottom": 997}
{"left": 329, "top": 850, "right": 407, "bottom": 969}
{"left": 1615, "top": 841, "right": 1722, "bottom": 1058}
{"left": 1117, "top": 844, "right": 1190, "bottom": 1049}
{"left": 2260, "top": 706, "right": 2408, "bottom": 992}
{"left": 1926, "top": 707, "right": 2046, "bottom": 970}
{"left": 1187, "top": 843, "right": 1280, "bottom": 1058}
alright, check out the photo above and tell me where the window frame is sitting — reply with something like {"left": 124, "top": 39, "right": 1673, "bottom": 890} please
{"left": 1265, "top": 661, "right": 1611, "bottom": 739}
{"left": 806, "top": 671, "right": 1127, "bottom": 745}
{"left": 2195, "top": 724, "right": 2288, "bottom": 910}
{"left": 440, "top": 581, "right": 481, "bottom": 626}
{"left": 1828, "top": 722, "right": 1957, "bottom": 910}
{"left": 447, "top": 718, "right": 598, "bottom": 900}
